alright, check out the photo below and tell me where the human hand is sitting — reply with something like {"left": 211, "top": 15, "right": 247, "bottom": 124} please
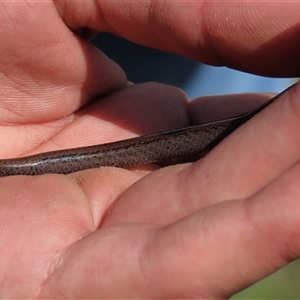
{"left": 0, "top": 1, "right": 300, "bottom": 298}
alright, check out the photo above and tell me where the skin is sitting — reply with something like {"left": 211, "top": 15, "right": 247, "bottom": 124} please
{"left": 0, "top": 0, "right": 300, "bottom": 298}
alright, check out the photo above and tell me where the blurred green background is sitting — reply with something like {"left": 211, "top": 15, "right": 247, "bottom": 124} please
{"left": 232, "top": 259, "right": 300, "bottom": 299}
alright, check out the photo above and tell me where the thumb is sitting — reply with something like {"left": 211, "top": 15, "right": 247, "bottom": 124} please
{"left": 0, "top": 2, "right": 126, "bottom": 124}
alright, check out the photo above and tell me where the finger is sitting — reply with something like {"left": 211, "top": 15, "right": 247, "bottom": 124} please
{"left": 27, "top": 83, "right": 189, "bottom": 155}
{"left": 0, "top": 2, "right": 126, "bottom": 124}
{"left": 188, "top": 83, "right": 300, "bottom": 205}
{"left": 39, "top": 161, "right": 300, "bottom": 298}
{"left": 0, "top": 82, "right": 188, "bottom": 158}
{"left": 101, "top": 91, "right": 273, "bottom": 225}
{"left": 134, "top": 161, "right": 300, "bottom": 299}
{"left": 56, "top": 1, "right": 300, "bottom": 76}
{"left": 102, "top": 83, "right": 300, "bottom": 225}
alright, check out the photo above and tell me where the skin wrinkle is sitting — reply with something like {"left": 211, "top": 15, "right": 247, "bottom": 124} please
{"left": 149, "top": 2, "right": 198, "bottom": 55}
{"left": 242, "top": 188, "right": 290, "bottom": 274}
{"left": 137, "top": 225, "right": 170, "bottom": 297}
{"left": 72, "top": 168, "right": 141, "bottom": 228}
{"left": 0, "top": 3, "right": 127, "bottom": 124}
{"left": 39, "top": 232, "right": 85, "bottom": 299}
{"left": 69, "top": 173, "right": 96, "bottom": 225}
{"left": 29, "top": 120, "right": 76, "bottom": 151}
{"left": 0, "top": 82, "right": 58, "bottom": 123}
{"left": 141, "top": 217, "right": 208, "bottom": 298}
{"left": 0, "top": 177, "right": 84, "bottom": 297}
{"left": 263, "top": 170, "right": 300, "bottom": 263}
{"left": 0, "top": 116, "right": 76, "bottom": 161}
{"left": 201, "top": 201, "right": 266, "bottom": 296}
{"left": 201, "top": 4, "right": 245, "bottom": 67}
{"left": 239, "top": 198, "right": 279, "bottom": 275}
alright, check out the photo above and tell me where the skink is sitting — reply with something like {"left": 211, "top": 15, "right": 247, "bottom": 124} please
{"left": 0, "top": 94, "right": 278, "bottom": 176}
